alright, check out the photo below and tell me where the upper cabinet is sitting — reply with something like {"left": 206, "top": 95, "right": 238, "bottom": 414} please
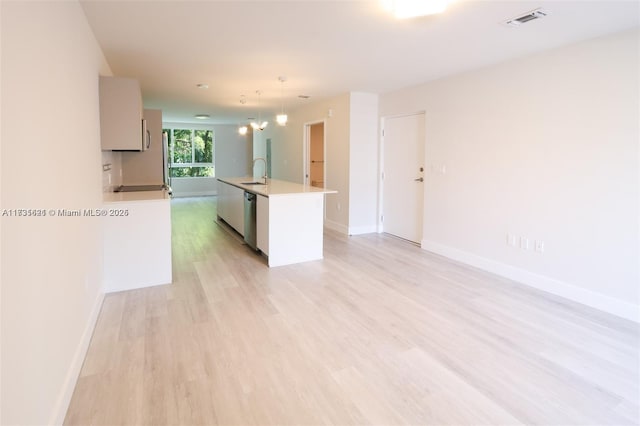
{"left": 99, "top": 76, "right": 148, "bottom": 151}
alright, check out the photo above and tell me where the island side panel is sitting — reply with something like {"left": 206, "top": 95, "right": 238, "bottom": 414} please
{"left": 257, "top": 195, "right": 269, "bottom": 256}
{"left": 103, "top": 199, "right": 172, "bottom": 292}
{"left": 267, "top": 193, "right": 324, "bottom": 267}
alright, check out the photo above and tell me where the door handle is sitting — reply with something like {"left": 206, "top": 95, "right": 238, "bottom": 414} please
{"left": 414, "top": 177, "right": 424, "bottom": 182}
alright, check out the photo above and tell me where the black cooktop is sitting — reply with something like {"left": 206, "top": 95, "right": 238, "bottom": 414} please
{"left": 114, "top": 184, "right": 166, "bottom": 192}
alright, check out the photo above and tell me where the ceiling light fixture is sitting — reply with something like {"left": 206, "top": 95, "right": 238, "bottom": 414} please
{"left": 250, "top": 90, "right": 268, "bottom": 131}
{"left": 196, "top": 83, "right": 209, "bottom": 89}
{"left": 276, "top": 76, "right": 288, "bottom": 126}
{"left": 381, "top": 0, "right": 451, "bottom": 19}
{"left": 238, "top": 95, "right": 248, "bottom": 135}
{"left": 194, "top": 114, "right": 210, "bottom": 119}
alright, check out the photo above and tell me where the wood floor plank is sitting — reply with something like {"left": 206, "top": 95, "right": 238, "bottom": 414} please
{"left": 64, "top": 196, "right": 640, "bottom": 425}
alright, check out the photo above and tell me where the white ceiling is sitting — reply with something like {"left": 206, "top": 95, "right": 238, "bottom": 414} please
{"left": 80, "top": 0, "right": 639, "bottom": 124}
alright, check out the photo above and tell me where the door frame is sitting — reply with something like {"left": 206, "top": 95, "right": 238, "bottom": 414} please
{"left": 378, "top": 111, "right": 427, "bottom": 239}
{"left": 302, "top": 119, "right": 327, "bottom": 187}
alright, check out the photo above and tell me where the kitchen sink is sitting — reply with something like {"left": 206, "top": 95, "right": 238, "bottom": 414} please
{"left": 241, "top": 181, "right": 267, "bottom": 185}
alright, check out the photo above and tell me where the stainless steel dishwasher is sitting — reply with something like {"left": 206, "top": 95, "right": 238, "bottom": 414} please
{"left": 244, "top": 191, "right": 257, "bottom": 250}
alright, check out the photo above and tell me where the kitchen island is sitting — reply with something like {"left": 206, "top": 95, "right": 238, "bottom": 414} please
{"left": 217, "top": 177, "right": 336, "bottom": 267}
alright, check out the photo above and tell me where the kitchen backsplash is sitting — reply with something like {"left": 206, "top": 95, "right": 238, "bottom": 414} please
{"left": 101, "top": 150, "right": 122, "bottom": 192}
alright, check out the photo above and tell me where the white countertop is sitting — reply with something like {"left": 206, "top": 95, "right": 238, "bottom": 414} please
{"left": 103, "top": 189, "right": 170, "bottom": 204}
{"left": 218, "top": 177, "right": 337, "bottom": 197}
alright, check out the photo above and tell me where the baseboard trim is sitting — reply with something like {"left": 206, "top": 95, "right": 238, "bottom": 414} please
{"left": 421, "top": 239, "right": 639, "bottom": 323}
{"left": 324, "top": 219, "right": 348, "bottom": 235}
{"left": 50, "top": 290, "right": 105, "bottom": 425}
{"left": 171, "top": 190, "right": 216, "bottom": 198}
{"left": 105, "top": 278, "right": 171, "bottom": 294}
{"left": 348, "top": 225, "right": 377, "bottom": 235}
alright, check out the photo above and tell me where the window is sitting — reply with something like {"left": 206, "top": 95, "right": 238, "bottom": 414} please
{"left": 163, "top": 128, "right": 214, "bottom": 177}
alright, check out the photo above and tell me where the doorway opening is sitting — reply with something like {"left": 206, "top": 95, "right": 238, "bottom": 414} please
{"left": 303, "top": 121, "right": 326, "bottom": 188}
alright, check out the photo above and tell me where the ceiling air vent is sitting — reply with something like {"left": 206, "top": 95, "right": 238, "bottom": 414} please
{"left": 504, "top": 8, "right": 549, "bottom": 27}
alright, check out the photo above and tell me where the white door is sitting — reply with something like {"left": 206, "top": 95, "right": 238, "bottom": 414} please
{"left": 382, "top": 113, "right": 425, "bottom": 243}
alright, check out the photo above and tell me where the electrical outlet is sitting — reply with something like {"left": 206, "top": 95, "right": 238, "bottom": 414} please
{"left": 535, "top": 240, "right": 544, "bottom": 253}
{"left": 507, "top": 233, "right": 517, "bottom": 247}
{"left": 520, "top": 237, "right": 530, "bottom": 250}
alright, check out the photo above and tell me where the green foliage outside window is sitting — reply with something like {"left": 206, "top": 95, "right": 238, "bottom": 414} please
{"left": 194, "top": 130, "right": 213, "bottom": 163}
{"left": 170, "top": 167, "right": 214, "bottom": 177}
{"left": 172, "top": 129, "right": 192, "bottom": 164}
{"left": 163, "top": 128, "right": 214, "bottom": 178}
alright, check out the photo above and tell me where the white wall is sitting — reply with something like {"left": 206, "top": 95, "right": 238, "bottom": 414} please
{"left": 261, "top": 94, "right": 351, "bottom": 231}
{"left": 349, "top": 92, "right": 379, "bottom": 234}
{"left": 170, "top": 177, "right": 217, "bottom": 197}
{"left": 380, "top": 29, "right": 640, "bottom": 321}
{"left": 1, "top": 2, "right": 111, "bottom": 424}
{"left": 216, "top": 124, "right": 252, "bottom": 179}
{"left": 253, "top": 125, "right": 268, "bottom": 176}
{"left": 258, "top": 93, "right": 379, "bottom": 234}
{"left": 0, "top": 4, "right": 3, "bottom": 422}
{"left": 101, "top": 150, "right": 122, "bottom": 192}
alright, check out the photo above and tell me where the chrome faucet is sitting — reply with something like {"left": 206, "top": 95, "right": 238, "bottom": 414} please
{"left": 252, "top": 157, "right": 268, "bottom": 184}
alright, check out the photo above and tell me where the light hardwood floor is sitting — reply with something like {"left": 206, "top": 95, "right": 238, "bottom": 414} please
{"left": 65, "top": 196, "right": 639, "bottom": 425}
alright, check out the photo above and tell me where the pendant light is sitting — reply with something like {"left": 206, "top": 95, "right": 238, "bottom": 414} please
{"left": 250, "top": 90, "right": 268, "bottom": 131}
{"left": 238, "top": 95, "right": 248, "bottom": 135}
{"left": 276, "top": 76, "right": 288, "bottom": 126}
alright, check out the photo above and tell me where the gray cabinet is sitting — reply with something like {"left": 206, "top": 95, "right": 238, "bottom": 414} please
{"left": 99, "top": 76, "right": 146, "bottom": 151}
{"left": 121, "top": 109, "right": 163, "bottom": 184}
